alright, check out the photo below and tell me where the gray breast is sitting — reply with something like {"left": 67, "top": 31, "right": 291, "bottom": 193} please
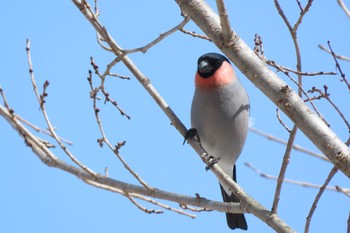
{"left": 191, "top": 82, "right": 250, "bottom": 168}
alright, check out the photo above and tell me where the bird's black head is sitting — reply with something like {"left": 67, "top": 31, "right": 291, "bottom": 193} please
{"left": 197, "top": 53, "right": 230, "bottom": 78}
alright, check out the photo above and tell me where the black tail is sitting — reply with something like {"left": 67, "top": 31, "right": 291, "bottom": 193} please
{"left": 219, "top": 165, "right": 247, "bottom": 230}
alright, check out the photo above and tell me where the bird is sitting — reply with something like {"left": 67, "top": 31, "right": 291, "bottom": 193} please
{"left": 190, "top": 53, "right": 250, "bottom": 230}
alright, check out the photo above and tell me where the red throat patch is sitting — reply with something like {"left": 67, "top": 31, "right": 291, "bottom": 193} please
{"left": 195, "top": 61, "right": 235, "bottom": 90}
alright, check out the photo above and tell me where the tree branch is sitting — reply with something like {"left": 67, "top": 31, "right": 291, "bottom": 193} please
{"left": 249, "top": 127, "right": 329, "bottom": 161}
{"left": 304, "top": 166, "right": 338, "bottom": 233}
{"left": 245, "top": 162, "right": 349, "bottom": 194}
{"left": 318, "top": 44, "right": 350, "bottom": 62}
{"left": 14, "top": 114, "right": 73, "bottom": 145}
{"left": 266, "top": 59, "right": 336, "bottom": 76}
{"left": 272, "top": 125, "right": 298, "bottom": 213}
{"left": 123, "top": 16, "right": 190, "bottom": 54}
{"left": 179, "top": 28, "right": 212, "bottom": 41}
{"left": 293, "top": 0, "right": 313, "bottom": 33}
{"left": 87, "top": 71, "right": 151, "bottom": 189}
{"left": 26, "top": 39, "right": 97, "bottom": 177}
{"left": 326, "top": 40, "right": 350, "bottom": 91}
{"left": 84, "top": 179, "right": 182, "bottom": 216}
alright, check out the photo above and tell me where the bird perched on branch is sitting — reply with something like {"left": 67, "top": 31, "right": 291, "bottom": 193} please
{"left": 190, "top": 53, "right": 249, "bottom": 230}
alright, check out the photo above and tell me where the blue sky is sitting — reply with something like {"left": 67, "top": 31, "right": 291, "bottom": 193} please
{"left": 1, "top": 1, "right": 350, "bottom": 232}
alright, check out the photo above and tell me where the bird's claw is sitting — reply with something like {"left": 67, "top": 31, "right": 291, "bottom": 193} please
{"left": 205, "top": 155, "right": 219, "bottom": 171}
{"left": 195, "top": 193, "right": 206, "bottom": 199}
{"left": 183, "top": 128, "right": 200, "bottom": 145}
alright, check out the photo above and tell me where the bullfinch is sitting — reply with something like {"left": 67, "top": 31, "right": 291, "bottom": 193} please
{"left": 190, "top": 53, "right": 249, "bottom": 230}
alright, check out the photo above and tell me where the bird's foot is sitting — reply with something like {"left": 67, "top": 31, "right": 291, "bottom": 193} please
{"left": 205, "top": 155, "right": 219, "bottom": 171}
{"left": 183, "top": 128, "right": 200, "bottom": 145}
{"left": 195, "top": 193, "right": 206, "bottom": 199}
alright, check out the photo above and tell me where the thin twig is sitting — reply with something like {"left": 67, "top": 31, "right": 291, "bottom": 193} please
{"left": 88, "top": 73, "right": 151, "bottom": 190}
{"left": 337, "top": 0, "right": 350, "bottom": 18}
{"left": 82, "top": 179, "right": 196, "bottom": 218}
{"left": 293, "top": 0, "right": 313, "bottom": 33}
{"left": 245, "top": 162, "right": 349, "bottom": 194}
{"left": 308, "top": 86, "right": 350, "bottom": 132}
{"left": 336, "top": 186, "right": 350, "bottom": 198}
{"left": 26, "top": 39, "right": 96, "bottom": 177}
{"left": 85, "top": 179, "right": 198, "bottom": 218}
{"left": 267, "top": 60, "right": 336, "bottom": 76}
{"left": 274, "top": 0, "right": 293, "bottom": 31}
{"left": 0, "top": 86, "right": 13, "bottom": 112}
{"left": 276, "top": 108, "right": 292, "bottom": 133}
{"left": 272, "top": 0, "right": 307, "bottom": 213}
{"left": 84, "top": 178, "right": 195, "bottom": 218}
{"left": 179, "top": 28, "right": 212, "bottom": 41}
{"left": 215, "top": 0, "right": 232, "bottom": 43}
{"left": 124, "top": 16, "right": 190, "bottom": 54}
{"left": 304, "top": 166, "right": 338, "bottom": 233}
{"left": 15, "top": 114, "right": 73, "bottom": 145}
{"left": 0, "top": 104, "right": 59, "bottom": 162}
{"left": 101, "top": 89, "right": 131, "bottom": 120}
{"left": 89, "top": 57, "right": 131, "bottom": 119}
{"left": 1, "top": 87, "right": 56, "bottom": 149}
{"left": 96, "top": 34, "right": 112, "bottom": 52}
{"left": 271, "top": 125, "right": 298, "bottom": 213}
{"left": 327, "top": 41, "right": 350, "bottom": 91}
{"left": 318, "top": 44, "right": 350, "bottom": 62}
{"left": 93, "top": 0, "right": 99, "bottom": 17}
{"left": 295, "top": 0, "right": 303, "bottom": 12}
{"left": 266, "top": 60, "right": 327, "bottom": 125}
{"left": 249, "top": 127, "right": 329, "bottom": 161}
{"left": 125, "top": 191, "right": 164, "bottom": 214}
{"left": 101, "top": 57, "right": 131, "bottom": 81}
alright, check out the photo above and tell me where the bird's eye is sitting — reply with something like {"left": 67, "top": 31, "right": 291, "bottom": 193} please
{"left": 198, "top": 60, "right": 213, "bottom": 74}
